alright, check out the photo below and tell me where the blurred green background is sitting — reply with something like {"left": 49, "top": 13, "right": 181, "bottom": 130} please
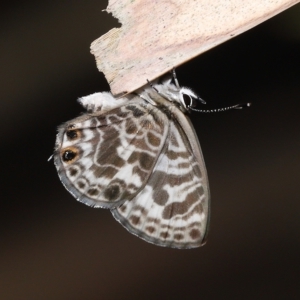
{"left": 1, "top": 1, "right": 299, "bottom": 299}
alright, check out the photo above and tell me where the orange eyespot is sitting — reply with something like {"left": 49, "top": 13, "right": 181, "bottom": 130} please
{"left": 61, "top": 147, "right": 78, "bottom": 163}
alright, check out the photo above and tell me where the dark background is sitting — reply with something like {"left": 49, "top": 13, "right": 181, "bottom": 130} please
{"left": 1, "top": 1, "right": 300, "bottom": 299}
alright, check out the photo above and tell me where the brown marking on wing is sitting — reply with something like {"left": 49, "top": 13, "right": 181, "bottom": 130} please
{"left": 162, "top": 189, "right": 200, "bottom": 219}
{"left": 189, "top": 229, "right": 201, "bottom": 240}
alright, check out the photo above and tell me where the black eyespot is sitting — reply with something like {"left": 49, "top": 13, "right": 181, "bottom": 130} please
{"left": 182, "top": 94, "right": 193, "bottom": 107}
{"left": 66, "top": 130, "right": 78, "bottom": 140}
{"left": 62, "top": 149, "right": 77, "bottom": 162}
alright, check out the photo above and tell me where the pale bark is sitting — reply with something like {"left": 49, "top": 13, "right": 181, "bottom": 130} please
{"left": 91, "top": 0, "right": 300, "bottom": 96}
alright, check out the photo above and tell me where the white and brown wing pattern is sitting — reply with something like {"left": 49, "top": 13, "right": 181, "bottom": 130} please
{"left": 112, "top": 90, "right": 209, "bottom": 249}
{"left": 54, "top": 77, "right": 210, "bottom": 249}
{"left": 54, "top": 98, "right": 169, "bottom": 209}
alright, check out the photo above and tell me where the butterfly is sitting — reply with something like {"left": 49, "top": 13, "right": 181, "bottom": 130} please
{"left": 54, "top": 72, "right": 210, "bottom": 249}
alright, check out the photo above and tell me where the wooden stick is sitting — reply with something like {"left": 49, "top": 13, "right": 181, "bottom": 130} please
{"left": 91, "top": 0, "right": 299, "bottom": 96}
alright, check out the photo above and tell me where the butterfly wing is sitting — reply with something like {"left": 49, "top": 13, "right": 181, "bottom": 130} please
{"left": 54, "top": 100, "right": 169, "bottom": 208}
{"left": 112, "top": 106, "right": 210, "bottom": 249}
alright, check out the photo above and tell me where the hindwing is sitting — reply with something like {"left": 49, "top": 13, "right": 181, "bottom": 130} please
{"left": 54, "top": 100, "right": 168, "bottom": 208}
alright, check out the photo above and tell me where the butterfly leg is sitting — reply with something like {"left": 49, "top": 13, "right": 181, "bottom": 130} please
{"left": 172, "top": 68, "right": 180, "bottom": 89}
{"left": 146, "top": 79, "right": 159, "bottom": 93}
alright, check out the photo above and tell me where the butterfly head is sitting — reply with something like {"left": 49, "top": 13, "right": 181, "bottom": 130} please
{"left": 149, "top": 77, "right": 206, "bottom": 112}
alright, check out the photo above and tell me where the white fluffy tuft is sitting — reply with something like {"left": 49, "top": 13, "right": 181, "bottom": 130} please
{"left": 78, "top": 92, "right": 128, "bottom": 112}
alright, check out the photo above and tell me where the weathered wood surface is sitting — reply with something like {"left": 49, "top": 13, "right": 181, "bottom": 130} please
{"left": 91, "top": 0, "right": 299, "bottom": 96}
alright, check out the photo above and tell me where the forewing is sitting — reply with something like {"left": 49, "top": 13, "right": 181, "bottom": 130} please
{"left": 54, "top": 100, "right": 169, "bottom": 208}
{"left": 112, "top": 112, "right": 209, "bottom": 249}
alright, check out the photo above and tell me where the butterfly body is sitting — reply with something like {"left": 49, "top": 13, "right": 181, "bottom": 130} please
{"left": 54, "top": 75, "right": 210, "bottom": 249}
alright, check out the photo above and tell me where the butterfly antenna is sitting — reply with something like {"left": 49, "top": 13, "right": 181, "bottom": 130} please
{"left": 189, "top": 102, "right": 251, "bottom": 113}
